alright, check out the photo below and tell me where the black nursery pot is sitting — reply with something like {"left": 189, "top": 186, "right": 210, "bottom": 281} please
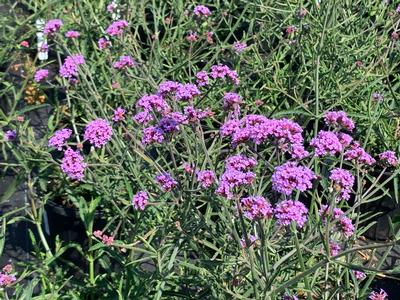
{"left": 361, "top": 170, "right": 400, "bottom": 241}
{"left": 43, "top": 200, "right": 106, "bottom": 271}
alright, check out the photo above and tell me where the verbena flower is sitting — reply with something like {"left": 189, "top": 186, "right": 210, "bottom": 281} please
{"left": 336, "top": 132, "right": 353, "bottom": 148}
{"left": 155, "top": 172, "right": 177, "bottom": 192}
{"left": 113, "top": 55, "right": 136, "bottom": 70}
{"left": 233, "top": 41, "right": 247, "bottom": 54}
{"left": 329, "top": 242, "right": 341, "bottom": 256}
{"left": 240, "top": 196, "right": 273, "bottom": 220}
{"left": 324, "top": 111, "right": 355, "bottom": 131}
{"left": 84, "top": 118, "right": 113, "bottom": 148}
{"left": 157, "top": 81, "right": 181, "bottom": 96}
{"left": 223, "top": 92, "right": 242, "bottom": 110}
{"left": 61, "top": 147, "right": 87, "bottom": 181}
{"left": 183, "top": 162, "right": 194, "bottom": 174}
{"left": 379, "top": 150, "right": 398, "bottom": 167}
{"left": 48, "top": 128, "right": 72, "bottom": 150}
{"left": 196, "top": 170, "right": 216, "bottom": 188}
{"left": 183, "top": 106, "right": 213, "bottom": 123}
{"left": 176, "top": 83, "right": 201, "bottom": 101}
{"left": 141, "top": 126, "right": 164, "bottom": 145}
{"left": 133, "top": 110, "right": 154, "bottom": 125}
{"left": 319, "top": 205, "right": 354, "bottom": 237}
{"left": 44, "top": 19, "right": 63, "bottom": 35}
{"left": 272, "top": 162, "right": 315, "bottom": 195}
{"left": 0, "top": 267, "right": 16, "bottom": 287}
{"left": 310, "top": 130, "right": 343, "bottom": 157}
{"left": 329, "top": 168, "right": 355, "bottom": 201}
{"left": 98, "top": 37, "right": 111, "bottom": 50}
{"left": 106, "top": 20, "right": 129, "bottom": 36}
{"left": 186, "top": 31, "right": 198, "bottom": 42}
{"left": 274, "top": 200, "right": 308, "bottom": 228}
{"left": 65, "top": 30, "right": 80, "bottom": 38}
{"left": 195, "top": 71, "right": 209, "bottom": 86}
{"left": 216, "top": 169, "right": 255, "bottom": 199}
{"left": 344, "top": 142, "right": 376, "bottom": 165}
{"left": 59, "top": 54, "right": 85, "bottom": 81}
{"left": 368, "top": 289, "right": 388, "bottom": 300}
{"left": 225, "top": 155, "right": 257, "bottom": 171}
{"left": 353, "top": 270, "right": 366, "bottom": 280}
{"left": 158, "top": 117, "right": 180, "bottom": 133}
{"left": 210, "top": 64, "right": 240, "bottom": 85}
{"left": 240, "top": 234, "right": 258, "bottom": 248}
{"left": 107, "top": 2, "right": 116, "bottom": 13}
{"left": 112, "top": 107, "right": 125, "bottom": 122}
{"left": 137, "top": 94, "right": 170, "bottom": 114}
{"left": 34, "top": 69, "right": 49, "bottom": 82}
{"left": 4, "top": 130, "right": 17, "bottom": 141}
{"left": 132, "top": 191, "right": 149, "bottom": 210}
{"left": 193, "top": 5, "right": 211, "bottom": 17}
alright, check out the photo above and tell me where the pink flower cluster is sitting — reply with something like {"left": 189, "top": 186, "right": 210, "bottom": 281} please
{"left": 0, "top": 265, "right": 16, "bottom": 287}
{"left": 93, "top": 230, "right": 114, "bottom": 246}
{"left": 98, "top": 37, "right": 111, "bottom": 50}
{"left": 44, "top": 19, "right": 63, "bottom": 35}
{"left": 113, "top": 55, "right": 136, "bottom": 70}
{"left": 155, "top": 172, "right": 177, "bottom": 192}
{"left": 324, "top": 111, "right": 355, "bottom": 131}
{"left": 196, "top": 71, "right": 209, "bottom": 86}
{"left": 65, "top": 30, "right": 80, "bottom": 39}
{"left": 112, "top": 107, "right": 125, "bottom": 122}
{"left": 196, "top": 170, "right": 216, "bottom": 188}
{"left": 379, "top": 150, "right": 398, "bottom": 167}
{"left": 59, "top": 54, "right": 85, "bottom": 82}
{"left": 48, "top": 128, "right": 72, "bottom": 150}
{"left": 344, "top": 141, "right": 376, "bottom": 165}
{"left": 319, "top": 205, "right": 355, "bottom": 237}
{"left": 220, "top": 115, "right": 308, "bottom": 159}
{"left": 142, "top": 126, "right": 164, "bottom": 145}
{"left": 61, "top": 147, "right": 87, "bottom": 181}
{"left": 210, "top": 64, "right": 240, "bottom": 85}
{"left": 106, "top": 20, "right": 129, "bottom": 36}
{"left": 216, "top": 155, "right": 257, "bottom": 199}
{"left": 369, "top": 289, "right": 388, "bottom": 300}
{"left": 176, "top": 83, "right": 201, "bottom": 101}
{"left": 272, "top": 162, "right": 315, "bottom": 195}
{"left": 233, "top": 41, "right": 247, "bottom": 54}
{"left": 353, "top": 270, "right": 366, "bottom": 280}
{"left": 34, "top": 69, "right": 49, "bottom": 82}
{"left": 132, "top": 191, "right": 149, "bottom": 210}
{"left": 329, "top": 168, "right": 355, "bottom": 201}
{"left": 329, "top": 242, "right": 341, "bottom": 256}
{"left": 84, "top": 118, "right": 113, "bottom": 148}
{"left": 274, "top": 200, "right": 308, "bottom": 228}
{"left": 240, "top": 196, "right": 273, "bottom": 220}
{"left": 193, "top": 5, "right": 211, "bottom": 17}
{"left": 310, "top": 130, "right": 343, "bottom": 156}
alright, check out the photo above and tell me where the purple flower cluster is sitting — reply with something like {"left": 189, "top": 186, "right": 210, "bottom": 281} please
{"left": 353, "top": 270, "right": 366, "bottom": 280}
{"left": 210, "top": 64, "right": 240, "bottom": 85}
{"left": 196, "top": 170, "right": 216, "bottom": 188}
{"left": 157, "top": 81, "right": 181, "bottom": 96}
{"left": 324, "top": 111, "right": 355, "bottom": 131}
{"left": 98, "top": 38, "right": 111, "bottom": 50}
{"left": 34, "top": 69, "right": 49, "bottom": 82}
{"left": 319, "top": 205, "right": 355, "bottom": 237}
{"left": 84, "top": 118, "right": 113, "bottom": 148}
{"left": 274, "top": 200, "right": 308, "bottom": 228}
{"left": 0, "top": 267, "right": 16, "bottom": 287}
{"left": 48, "top": 128, "right": 72, "bottom": 150}
{"left": 44, "top": 19, "right": 63, "bottom": 35}
{"left": 106, "top": 20, "right": 129, "bottom": 36}
{"left": 329, "top": 168, "right": 355, "bottom": 201}
{"left": 369, "top": 289, "right": 388, "bottom": 300}
{"left": 59, "top": 54, "right": 85, "bottom": 82}
{"left": 137, "top": 94, "right": 170, "bottom": 114}
{"left": 216, "top": 155, "right": 257, "bottom": 199}
{"left": 112, "top": 107, "right": 125, "bottom": 122}
{"left": 65, "top": 30, "right": 80, "bottom": 39}
{"left": 233, "top": 41, "right": 247, "bottom": 54}
{"left": 132, "top": 191, "right": 149, "bottom": 210}
{"left": 195, "top": 71, "right": 209, "bottom": 86}
{"left": 133, "top": 111, "right": 153, "bottom": 125}
{"left": 329, "top": 242, "right": 341, "bottom": 256}
{"left": 61, "top": 147, "right": 87, "bottom": 181}
{"left": 4, "top": 130, "right": 17, "bottom": 141}
{"left": 193, "top": 5, "right": 211, "bottom": 17}
{"left": 176, "top": 83, "right": 201, "bottom": 101}
{"left": 272, "top": 162, "right": 315, "bottom": 195}
{"left": 141, "top": 126, "right": 164, "bottom": 145}
{"left": 223, "top": 92, "right": 242, "bottom": 110}
{"left": 155, "top": 172, "right": 177, "bottom": 192}
{"left": 344, "top": 142, "right": 376, "bottom": 165}
{"left": 240, "top": 234, "right": 258, "bottom": 248}
{"left": 379, "top": 150, "right": 398, "bottom": 167}
{"left": 310, "top": 130, "right": 343, "bottom": 156}
{"left": 240, "top": 196, "right": 273, "bottom": 220}
{"left": 113, "top": 55, "right": 136, "bottom": 70}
